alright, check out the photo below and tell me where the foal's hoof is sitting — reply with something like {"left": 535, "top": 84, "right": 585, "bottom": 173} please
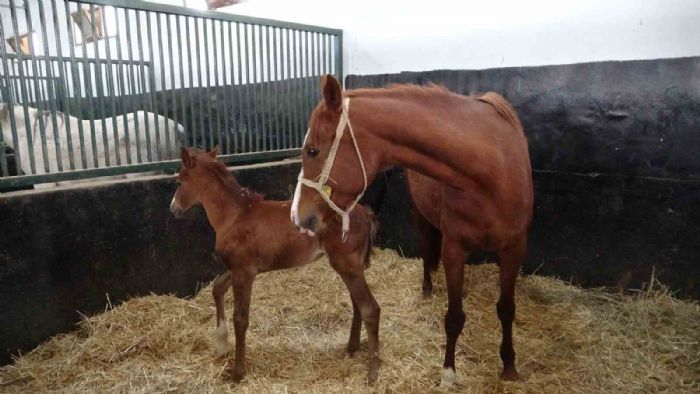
{"left": 439, "top": 367, "right": 456, "bottom": 388}
{"left": 345, "top": 344, "right": 360, "bottom": 358}
{"left": 366, "top": 356, "right": 381, "bottom": 384}
{"left": 422, "top": 285, "right": 433, "bottom": 299}
{"left": 500, "top": 367, "right": 521, "bottom": 381}
{"left": 215, "top": 342, "right": 235, "bottom": 358}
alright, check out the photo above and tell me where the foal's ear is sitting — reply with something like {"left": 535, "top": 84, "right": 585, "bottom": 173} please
{"left": 207, "top": 146, "right": 218, "bottom": 158}
{"left": 321, "top": 74, "right": 343, "bottom": 113}
{"left": 180, "top": 146, "right": 194, "bottom": 168}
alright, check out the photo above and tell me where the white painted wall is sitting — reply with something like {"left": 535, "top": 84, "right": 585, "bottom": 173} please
{"left": 3, "top": 0, "right": 698, "bottom": 101}
{"left": 210, "top": 0, "right": 700, "bottom": 75}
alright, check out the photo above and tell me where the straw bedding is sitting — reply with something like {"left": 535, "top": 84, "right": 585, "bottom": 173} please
{"left": 1, "top": 249, "right": 698, "bottom": 393}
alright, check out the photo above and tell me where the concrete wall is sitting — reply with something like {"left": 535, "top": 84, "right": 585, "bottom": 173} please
{"left": 0, "top": 159, "right": 300, "bottom": 365}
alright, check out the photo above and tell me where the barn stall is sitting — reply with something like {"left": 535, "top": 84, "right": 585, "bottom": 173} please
{"left": 1, "top": 0, "right": 699, "bottom": 392}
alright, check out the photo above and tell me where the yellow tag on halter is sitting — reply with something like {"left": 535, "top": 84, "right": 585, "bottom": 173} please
{"left": 322, "top": 185, "right": 333, "bottom": 197}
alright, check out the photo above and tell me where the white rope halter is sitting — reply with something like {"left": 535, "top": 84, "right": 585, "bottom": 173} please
{"left": 294, "top": 97, "right": 368, "bottom": 242}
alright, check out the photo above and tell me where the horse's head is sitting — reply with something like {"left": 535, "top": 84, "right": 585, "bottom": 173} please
{"left": 170, "top": 146, "right": 218, "bottom": 218}
{"left": 291, "top": 75, "right": 378, "bottom": 238}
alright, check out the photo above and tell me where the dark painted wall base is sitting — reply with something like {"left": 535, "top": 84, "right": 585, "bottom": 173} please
{"left": 0, "top": 160, "right": 300, "bottom": 365}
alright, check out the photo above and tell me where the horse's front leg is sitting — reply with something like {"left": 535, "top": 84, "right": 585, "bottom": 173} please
{"left": 229, "top": 268, "right": 255, "bottom": 382}
{"left": 212, "top": 271, "right": 233, "bottom": 357}
{"left": 346, "top": 297, "right": 362, "bottom": 357}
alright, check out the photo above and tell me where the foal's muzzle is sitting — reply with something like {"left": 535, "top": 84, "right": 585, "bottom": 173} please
{"left": 170, "top": 196, "right": 186, "bottom": 218}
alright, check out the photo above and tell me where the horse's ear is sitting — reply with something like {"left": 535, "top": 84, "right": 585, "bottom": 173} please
{"left": 207, "top": 146, "right": 218, "bottom": 158}
{"left": 180, "top": 146, "right": 194, "bottom": 168}
{"left": 321, "top": 74, "right": 342, "bottom": 113}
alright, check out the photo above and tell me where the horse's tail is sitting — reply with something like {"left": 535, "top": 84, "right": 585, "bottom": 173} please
{"left": 477, "top": 92, "right": 523, "bottom": 131}
{"left": 361, "top": 206, "right": 379, "bottom": 268}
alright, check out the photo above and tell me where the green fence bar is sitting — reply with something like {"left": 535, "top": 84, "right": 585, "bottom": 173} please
{"left": 0, "top": 0, "right": 342, "bottom": 190}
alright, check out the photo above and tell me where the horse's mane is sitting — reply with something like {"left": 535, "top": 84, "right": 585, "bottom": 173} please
{"left": 197, "top": 153, "right": 264, "bottom": 206}
{"left": 346, "top": 83, "right": 450, "bottom": 99}
{"left": 345, "top": 84, "right": 522, "bottom": 131}
{"left": 476, "top": 92, "right": 523, "bottom": 131}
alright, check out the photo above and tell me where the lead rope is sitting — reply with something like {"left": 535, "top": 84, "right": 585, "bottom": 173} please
{"left": 297, "top": 97, "right": 368, "bottom": 242}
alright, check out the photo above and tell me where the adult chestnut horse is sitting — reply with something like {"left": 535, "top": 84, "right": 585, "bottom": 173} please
{"left": 292, "top": 75, "right": 533, "bottom": 386}
{"left": 170, "top": 148, "right": 381, "bottom": 383}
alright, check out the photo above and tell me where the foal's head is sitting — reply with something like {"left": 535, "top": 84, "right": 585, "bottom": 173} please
{"left": 169, "top": 147, "right": 219, "bottom": 218}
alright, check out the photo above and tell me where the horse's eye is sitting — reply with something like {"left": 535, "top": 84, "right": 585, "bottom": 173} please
{"left": 307, "top": 148, "right": 319, "bottom": 158}
{"left": 176, "top": 180, "right": 182, "bottom": 186}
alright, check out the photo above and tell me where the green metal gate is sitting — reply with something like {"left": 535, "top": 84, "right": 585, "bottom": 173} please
{"left": 0, "top": 0, "right": 342, "bottom": 190}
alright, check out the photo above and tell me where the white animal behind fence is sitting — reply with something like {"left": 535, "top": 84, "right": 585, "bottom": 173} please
{"left": 1, "top": 103, "right": 185, "bottom": 187}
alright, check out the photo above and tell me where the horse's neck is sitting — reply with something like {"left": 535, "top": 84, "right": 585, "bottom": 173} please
{"left": 198, "top": 174, "right": 248, "bottom": 231}
{"left": 356, "top": 98, "right": 490, "bottom": 189}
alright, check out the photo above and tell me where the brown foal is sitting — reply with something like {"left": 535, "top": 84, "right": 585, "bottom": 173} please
{"left": 169, "top": 148, "right": 381, "bottom": 383}
{"left": 293, "top": 75, "right": 533, "bottom": 386}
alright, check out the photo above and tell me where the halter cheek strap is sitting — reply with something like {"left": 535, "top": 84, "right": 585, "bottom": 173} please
{"left": 295, "top": 97, "right": 368, "bottom": 241}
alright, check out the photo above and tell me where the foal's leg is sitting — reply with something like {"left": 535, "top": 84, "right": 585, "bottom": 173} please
{"left": 329, "top": 254, "right": 381, "bottom": 384}
{"left": 346, "top": 297, "right": 362, "bottom": 356}
{"left": 212, "top": 271, "right": 234, "bottom": 356}
{"left": 229, "top": 269, "right": 255, "bottom": 382}
{"left": 496, "top": 235, "right": 526, "bottom": 381}
{"left": 440, "top": 238, "right": 469, "bottom": 388}
{"left": 414, "top": 212, "right": 442, "bottom": 298}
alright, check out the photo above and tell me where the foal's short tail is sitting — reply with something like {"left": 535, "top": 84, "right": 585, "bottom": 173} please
{"left": 477, "top": 92, "right": 523, "bottom": 131}
{"left": 362, "top": 206, "right": 379, "bottom": 268}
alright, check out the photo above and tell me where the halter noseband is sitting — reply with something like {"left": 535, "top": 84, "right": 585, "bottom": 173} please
{"left": 293, "top": 97, "right": 367, "bottom": 242}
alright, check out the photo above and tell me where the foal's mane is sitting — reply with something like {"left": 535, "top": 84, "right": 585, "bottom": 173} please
{"left": 197, "top": 153, "right": 263, "bottom": 205}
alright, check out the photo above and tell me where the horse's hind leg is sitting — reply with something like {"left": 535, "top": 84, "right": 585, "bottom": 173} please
{"left": 414, "top": 211, "right": 442, "bottom": 298}
{"left": 230, "top": 268, "right": 255, "bottom": 382}
{"left": 496, "top": 234, "right": 526, "bottom": 381}
{"left": 329, "top": 254, "right": 381, "bottom": 384}
{"left": 212, "top": 271, "right": 234, "bottom": 357}
{"left": 346, "top": 297, "right": 362, "bottom": 357}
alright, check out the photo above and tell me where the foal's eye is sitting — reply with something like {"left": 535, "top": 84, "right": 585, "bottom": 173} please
{"left": 176, "top": 180, "right": 182, "bottom": 186}
{"left": 307, "top": 148, "right": 319, "bottom": 158}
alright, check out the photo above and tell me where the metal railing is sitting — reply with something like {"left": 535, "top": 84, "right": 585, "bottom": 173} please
{"left": 0, "top": 0, "right": 342, "bottom": 189}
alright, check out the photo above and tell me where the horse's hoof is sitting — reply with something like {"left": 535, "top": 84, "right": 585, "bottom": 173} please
{"left": 500, "top": 368, "right": 520, "bottom": 381}
{"left": 366, "top": 369, "right": 379, "bottom": 384}
{"left": 226, "top": 366, "right": 246, "bottom": 383}
{"left": 439, "top": 367, "right": 456, "bottom": 388}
